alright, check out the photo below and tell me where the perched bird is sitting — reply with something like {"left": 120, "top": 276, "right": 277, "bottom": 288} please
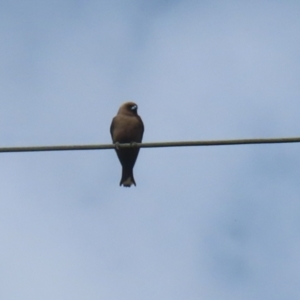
{"left": 110, "top": 102, "right": 144, "bottom": 187}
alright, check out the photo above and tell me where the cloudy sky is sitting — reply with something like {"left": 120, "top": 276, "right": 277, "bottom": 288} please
{"left": 1, "top": 1, "right": 300, "bottom": 299}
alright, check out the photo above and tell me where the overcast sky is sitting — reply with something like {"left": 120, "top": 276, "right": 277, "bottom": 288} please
{"left": 1, "top": 1, "right": 300, "bottom": 299}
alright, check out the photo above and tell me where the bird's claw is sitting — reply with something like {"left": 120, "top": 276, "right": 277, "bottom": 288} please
{"left": 130, "top": 142, "right": 138, "bottom": 147}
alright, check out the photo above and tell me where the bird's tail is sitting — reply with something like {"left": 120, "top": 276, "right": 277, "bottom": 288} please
{"left": 120, "top": 168, "right": 136, "bottom": 187}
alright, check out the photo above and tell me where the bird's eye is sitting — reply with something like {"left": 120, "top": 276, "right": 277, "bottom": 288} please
{"left": 131, "top": 105, "right": 137, "bottom": 111}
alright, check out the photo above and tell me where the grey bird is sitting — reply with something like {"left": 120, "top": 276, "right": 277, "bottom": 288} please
{"left": 110, "top": 102, "right": 144, "bottom": 187}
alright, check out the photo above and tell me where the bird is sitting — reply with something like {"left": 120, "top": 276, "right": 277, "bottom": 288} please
{"left": 110, "top": 102, "right": 144, "bottom": 187}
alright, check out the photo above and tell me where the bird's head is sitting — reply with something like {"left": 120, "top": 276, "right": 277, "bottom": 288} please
{"left": 118, "top": 102, "right": 139, "bottom": 115}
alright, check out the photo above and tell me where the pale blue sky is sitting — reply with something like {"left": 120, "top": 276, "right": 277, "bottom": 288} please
{"left": 0, "top": 1, "right": 300, "bottom": 299}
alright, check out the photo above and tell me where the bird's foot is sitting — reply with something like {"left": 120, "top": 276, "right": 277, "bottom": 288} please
{"left": 130, "top": 142, "right": 138, "bottom": 148}
{"left": 115, "top": 142, "right": 120, "bottom": 150}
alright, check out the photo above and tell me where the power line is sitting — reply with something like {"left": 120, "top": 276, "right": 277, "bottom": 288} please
{"left": 0, "top": 136, "right": 300, "bottom": 153}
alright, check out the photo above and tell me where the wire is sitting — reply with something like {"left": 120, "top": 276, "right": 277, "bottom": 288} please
{"left": 0, "top": 137, "right": 300, "bottom": 153}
